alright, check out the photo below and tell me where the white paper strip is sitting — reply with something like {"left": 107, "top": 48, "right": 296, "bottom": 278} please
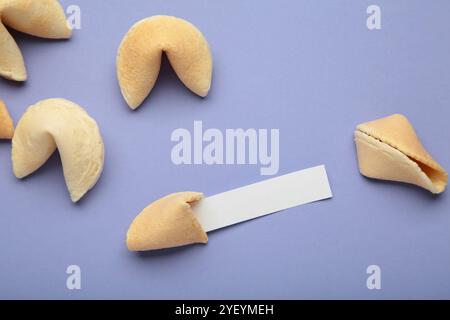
{"left": 194, "top": 165, "right": 333, "bottom": 232}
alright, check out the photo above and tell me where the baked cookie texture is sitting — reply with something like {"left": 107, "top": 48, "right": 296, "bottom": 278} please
{"left": 12, "top": 99, "right": 104, "bottom": 202}
{"left": 127, "top": 192, "right": 208, "bottom": 251}
{"left": 0, "top": 100, "right": 14, "bottom": 139}
{"left": 117, "top": 15, "right": 213, "bottom": 109}
{"left": 355, "top": 114, "right": 448, "bottom": 194}
{"left": 0, "top": 0, "right": 72, "bottom": 81}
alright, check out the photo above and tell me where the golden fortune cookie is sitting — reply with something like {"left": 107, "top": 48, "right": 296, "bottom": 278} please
{"left": 354, "top": 114, "right": 448, "bottom": 194}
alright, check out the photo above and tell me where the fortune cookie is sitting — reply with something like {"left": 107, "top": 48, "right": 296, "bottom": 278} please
{"left": 117, "top": 15, "right": 213, "bottom": 109}
{"left": 12, "top": 99, "right": 104, "bottom": 202}
{"left": 127, "top": 192, "right": 208, "bottom": 251}
{"left": 354, "top": 114, "right": 448, "bottom": 194}
{"left": 0, "top": 100, "right": 14, "bottom": 139}
{"left": 0, "top": 0, "right": 72, "bottom": 81}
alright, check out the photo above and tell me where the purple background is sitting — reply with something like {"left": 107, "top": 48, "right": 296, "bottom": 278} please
{"left": 1, "top": 0, "right": 449, "bottom": 299}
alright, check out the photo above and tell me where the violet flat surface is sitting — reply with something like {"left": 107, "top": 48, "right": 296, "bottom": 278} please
{"left": 0, "top": 0, "right": 449, "bottom": 299}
